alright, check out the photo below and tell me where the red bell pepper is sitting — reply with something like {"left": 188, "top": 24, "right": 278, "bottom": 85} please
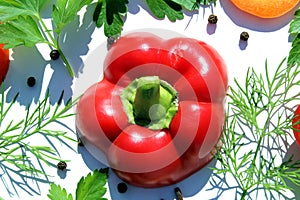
{"left": 76, "top": 32, "right": 228, "bottom": 187}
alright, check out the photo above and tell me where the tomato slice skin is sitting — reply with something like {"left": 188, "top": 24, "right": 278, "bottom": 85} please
{"left": 0, "top": 44, "right": 10, "bottom": 82}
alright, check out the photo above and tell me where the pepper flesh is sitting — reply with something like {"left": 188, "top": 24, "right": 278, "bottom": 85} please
{"left": 76, "top": 32, "right": 228, "bottom": 187}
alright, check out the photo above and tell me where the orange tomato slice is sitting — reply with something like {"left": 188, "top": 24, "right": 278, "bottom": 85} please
{"left": 230, "top": 0, "right": 300, "bottom": 18}
{"left": 0, "top": 44, "right": 10, "bottom": 82}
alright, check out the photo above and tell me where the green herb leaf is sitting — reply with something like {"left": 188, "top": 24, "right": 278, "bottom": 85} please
{"left": 93, "top": 0, "right": 128, "bottom": 37}
{"left": 0, "top": 0, "right": 46, "bottom": 21}
{"left": 170, "top": 0, "right": 216, "bottom": 10}
{"left": 0, "top": 16, "right": 47, "bottom": 48}
{"left": 288, "top": 35, "right": 300, "bottom": 66}
{"left": 0, "top": 0, "right": 47, "bottom": 48}
{"left": 289, "top": 9, "right": 300, "bottom": 34}
{"left": 76, "top": 169, "right": 108, "bottom": 200}
{"left": 92, "top": 0, "right": 219, "bottom": 37}
{"left": 47, "top": 183, "right": 73, "bottom": 200}
{"left": 288, "top": 9, "right": 300, "bottom": 66}
{"left": 0, "top": 0, "right": 87, "bottom": 77}
{"left": 47, "top": 169, "right": 108, "bottom": 200}
{"left": 196, "top": 0, "right": 216, "bottom": 6}
{"left": 165, "top": 0, "right": 196, "bottom": 10}
{"left": 146, "top": 0, "right": 184, "bottom": 22}
{"left": 52, "top": 0, "right": 93, "bottom": 34}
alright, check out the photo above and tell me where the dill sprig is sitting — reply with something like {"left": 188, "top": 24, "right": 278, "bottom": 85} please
{"left": 0, "top": 83, "right": 78, "bottom": 196}
{"left": 213, "top": 59, "right": 300, "bottom": 199}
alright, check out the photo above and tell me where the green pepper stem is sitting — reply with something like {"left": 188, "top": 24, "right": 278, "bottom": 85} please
{"left": 121, "top": 76, "right": 178, "bottom": 130}
{"left": 133, "top": 76, "right": 160, "bottom": 125}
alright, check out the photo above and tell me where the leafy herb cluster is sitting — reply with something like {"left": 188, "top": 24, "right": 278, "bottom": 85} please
{"left": 0, "top": 0, "right": 92, "bottom": 77}
{"left": 93, "top": 0, "right": 216, "bottom": 37}
{"left": 213, "top": 59, "right": 300, "bottom": 199}
{"left": 47, "top": 169, "right": 108, "bottom": 200}
{"left": 0, "top": 85, "right": 78, "bottom": 196}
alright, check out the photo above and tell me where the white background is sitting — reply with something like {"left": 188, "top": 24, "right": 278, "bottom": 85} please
{"left": 1, "top": 0, "right": 300, "bottom": 199}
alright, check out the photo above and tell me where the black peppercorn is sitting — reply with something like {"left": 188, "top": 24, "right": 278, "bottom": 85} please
{"left": 117, "top": 182, "right": 128, "bottom": 193}
{"left": 27, "top": 76, "right": 36, "bottom": 87}
{"left": 240, "top": 31, "right": 249, "bottom": 41}
{"left": 78, "top": 138, "right": 84, "bottom": 146}
{"left": 174, "top": 187, "right": 183, "bottom": 200}
{"left": 208, "top": 14, "right": 218, "bottom": 24}
{"left": 50, "top": 49, "right": 60, "bottom": 60}
{"left": 57, "top": 161, "right": 67, "bottom": 170}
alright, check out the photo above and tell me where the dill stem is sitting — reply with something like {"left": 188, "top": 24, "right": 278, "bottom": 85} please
{"left": 241, "top": 190, "right": 247, "bottom": 200}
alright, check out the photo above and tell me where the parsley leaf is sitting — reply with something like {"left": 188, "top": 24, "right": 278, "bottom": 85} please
{"left": 48, "top": 184, "right": 73, "bottom": 200}
{"left": 92, "top": 0, "right": 219, "bottom": 37}
{"left": 76, "top": 169, "right": 108, "bottom": 200}
{"left": 0, "top": 1, "right": 47, "bottom": 48}
{"left": 0, "top": 0, "right": 47, "bottom": 48}
{"left": 171, "top": 0, "right": 216, "bottom": 10}
{"left": 288, "top": 35, "right": 300, "bottom": 66}
{"left": 196, "top": 0, "right": 216, "bottom": 6}
{"left": 289, "top": 9, "right": 300, "bottom": 34}
{"left": 288, "top": 9, "right": 300, "bottom": 66}
{"left": 52, "top": 0, "right": 93, "bottom": 34}
{"left": 93, "top": 0, "right": 128, "bottom": 37}
{"left": 0, "top": 0, "right": 46, "bottom": 21}
{"left": 0, "top": 0, "right": 91, "bottom": 77}
{"left": 170, "top": 0, "right": 196, "bottom": 10}
{"left": 47, "top": 169, "right": 108, "bottom": 200}
{"left": 146, "top": 0, "right": 184, "bottom": 22}
{"left": 0, "top": 16, "right": 47, "bottom": 48}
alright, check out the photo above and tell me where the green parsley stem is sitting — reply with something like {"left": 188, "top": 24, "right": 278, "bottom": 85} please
{"left": 38, "top": 17, "right": 56, "bottom": 45}
{"left": 56, "top": 35, "right": 75, "bottom": 78}
{"left": 38, "top": 17, "right": 75, "bottom": 78}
